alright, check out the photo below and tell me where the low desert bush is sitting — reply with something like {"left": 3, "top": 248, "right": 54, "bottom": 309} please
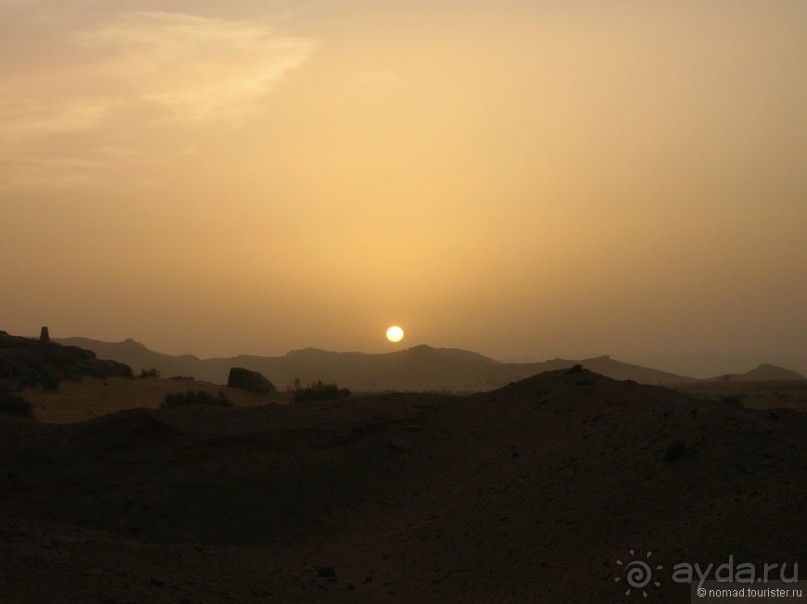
{"left": 289, "top": 378, "right": 351, "bottom": 403}
{"left": 162, "top": 390, "right": 232, "bottom": 408}
{"left": 663, "top": 439, "right": 687, "bottom": 462}
{"left": 720, "top": 395, "right": 744, "bottom": 408}
{"left": 139, "top": 368, "right": 162, "bottom": 379}
{"left": 0, "top": 390, "right": 34, "bottom": 418}
{"left": 40, "top": 372, "right": 61, "bottom": 391}
{"left": 21, "top": 372, "right": 60, "bottom": 391}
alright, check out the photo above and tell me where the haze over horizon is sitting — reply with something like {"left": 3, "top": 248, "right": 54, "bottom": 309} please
{"left": 2, "top": 1, "right": 805, "bottom": 365}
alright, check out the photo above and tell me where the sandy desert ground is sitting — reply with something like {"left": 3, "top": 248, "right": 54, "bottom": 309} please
{"left": 1, "top": 369, "right": 806, "bottom": 603}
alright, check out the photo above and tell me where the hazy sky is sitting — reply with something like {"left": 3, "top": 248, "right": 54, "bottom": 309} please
{"left": 2, "top": 0, "right": 805, "bottom": 363}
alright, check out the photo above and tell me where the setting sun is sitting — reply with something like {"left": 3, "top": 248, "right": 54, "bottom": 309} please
{"left": 386, "top": 325, "right": 404, "bottom": 343}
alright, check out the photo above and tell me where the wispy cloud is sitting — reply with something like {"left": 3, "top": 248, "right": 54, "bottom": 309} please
{"left": 75, "top": 12, "right": 317, "bottom": 123}
{"left": 0, "top": 11, "right": 319, "bottom": 190}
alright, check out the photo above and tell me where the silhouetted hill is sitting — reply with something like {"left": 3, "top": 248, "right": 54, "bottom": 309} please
{"left": 1, "top": 368, "right": 804, "bottom": 602}
{"left": 624, "top": 352, "right": 807, "bottom": 380}
{"left": 707, "top": 363, "right": 805, "bottom": 382}
{"left": 513, "top": 355, "right": 695, "bottom": 385}
{"left": 56, "top": 337, "right": 696, "bottom": 390}
{"left": 0, "top": 330, "right": 132, "bottom": 389}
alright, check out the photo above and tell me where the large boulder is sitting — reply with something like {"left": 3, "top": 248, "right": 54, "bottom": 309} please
{"left": 227, "top": 367, "right": 275, "bottom": 395}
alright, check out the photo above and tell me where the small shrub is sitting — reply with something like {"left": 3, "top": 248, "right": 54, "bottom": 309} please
{"left": 663, "top": 439, "right": 687, "bottom": 462}
{"left": 0, "top": 391, "right": 34, "bottom": 418}
{"left": 161, "top": 390, "right": 232, "bottom": 408}
{"left": 139, "top": 368, "right": 161, "bottom": 379}
{"left": 40, "top": 372, "right": 61, "bottom": 391}
{"left": 720, "top": 395, "right": 744, "bottom": 408}
{"left": 289, "top": 378, "right": 350, "bottom": 403}
{"left": 20, "top": 372, "right": 60, "bottom": 391}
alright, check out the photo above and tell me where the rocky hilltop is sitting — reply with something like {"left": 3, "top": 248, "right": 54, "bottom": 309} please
{"left": 0, "top": 328, "right": 133, "bottom": 390}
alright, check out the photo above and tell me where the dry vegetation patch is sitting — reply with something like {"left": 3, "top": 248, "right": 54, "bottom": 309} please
{"left": 23, "top": 377, "right": 284, "bottom": 423}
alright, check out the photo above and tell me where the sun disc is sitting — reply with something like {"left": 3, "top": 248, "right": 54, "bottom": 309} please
{"left": 386, "top": 325, "right": 404, "bottom": 342}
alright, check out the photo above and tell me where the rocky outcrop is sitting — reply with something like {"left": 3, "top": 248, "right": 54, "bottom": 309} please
{"left": 226, "top": 367, "right": 276, "bottom": 394}
{"left": 0, "top": 329, "right": 134, "bottom": 389}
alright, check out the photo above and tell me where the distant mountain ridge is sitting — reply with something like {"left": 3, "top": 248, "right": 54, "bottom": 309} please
{"left": 54, "top": 336, "right": 804, "bottom": 392}
{"left": 56, "top": 336, "right": 699, "bottom": 390}
{"left": 707, "top": 363, "right": 805, "bottom": 383}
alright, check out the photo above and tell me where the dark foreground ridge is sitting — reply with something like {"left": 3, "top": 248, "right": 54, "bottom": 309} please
{"left": 0, "top": 368, "right": 805, "bottom": 602}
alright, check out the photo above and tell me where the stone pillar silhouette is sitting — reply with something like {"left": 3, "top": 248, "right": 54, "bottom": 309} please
{"left": 39, "top": 326, "right": 50, "bottom": 345}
